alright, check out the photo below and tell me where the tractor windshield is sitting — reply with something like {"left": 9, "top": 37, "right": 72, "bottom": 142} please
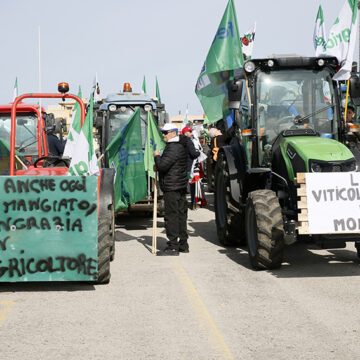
{"left": 108, "top": 106, "right": 148, "bottom": 148}
{"left": 0, "top": 113, "right": 38, "bottom": 155}
{"left": 256, "top": 69, "right": 338, "bottom": 148}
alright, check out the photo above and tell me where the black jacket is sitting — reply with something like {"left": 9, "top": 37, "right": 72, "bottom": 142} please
{"left": 47, "top": 133, "right": 65, "bottom": 156}
{"left": 154, "top": 137, "right": 188, "bottom": 192}
{"left": 180, "top": 135, "right": 200, "bottom": 172}
{"left": 210, "top": 125, "right": 235, "bottom": 150}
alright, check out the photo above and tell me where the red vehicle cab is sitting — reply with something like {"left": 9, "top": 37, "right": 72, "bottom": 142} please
{"left": 9, "top": 86, "right": 85, "bottom": 177}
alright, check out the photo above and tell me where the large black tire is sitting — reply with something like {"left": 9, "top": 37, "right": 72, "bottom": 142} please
{"left": 205, "top": 153, "right": 215, "bottom": 192}
{"left": 109, "top": 202, "right": 115, "bottom": 261}
{"left": 245, "top": 189, "right": 284, "bottom": 270}
{"left": 97, "top": 216, "right": 111, "bottom": 284}
{"left": 214, "top": 152, "right": 245, "bottom": 246}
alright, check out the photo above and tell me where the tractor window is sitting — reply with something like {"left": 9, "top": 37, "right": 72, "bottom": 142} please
{"left": 108, "top": 106, "right": 148, "bottom": 148}
{"left": 0, "top": 114, "right": 38, "bottom": 156}
{"left": 256, "top": 69, "right": 338, "bottom": 165}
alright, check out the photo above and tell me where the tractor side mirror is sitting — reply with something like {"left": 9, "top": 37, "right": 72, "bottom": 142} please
{"left": 158, "top": 112, "right": 169, "bottom": 127}
{"left": 228, "top": 79, "right": 243, "bottom": 109}
{"left": 349, "top": 75, "right": 360, "bottom": 106}
{"left": 44, "top": 113, "right": 56, "bottom": 132}
{"left": 156, "top": 103, "right": 165, "bottom": 111}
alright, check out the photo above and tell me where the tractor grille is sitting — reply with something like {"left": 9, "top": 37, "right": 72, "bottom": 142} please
{"left": 309, "top": 159, "right": 357, "bottom": 173}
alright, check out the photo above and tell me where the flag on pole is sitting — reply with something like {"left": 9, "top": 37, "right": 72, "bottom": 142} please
{"left": 12, "top": 77, "right": 18, "bottom": 101}
{"left": 106, "top": 108, "right": 147, "bottom": 211}
{"left": 144, "top": 111, "right": 165, "bottom": 179}
{"left": 241, "top": 22, "right": 256, "bottom": 59}
{"left": 195, "top": 0, "right": 244, "bottom": 124}
{"left": 63, "top": 86, "right": 82, "bottom": 158}
{"left": 68, "top": 94, "right": 99, "bottom": 176}
{"left": 323, "top": 0, "right": 358, "bottom": 81}
{"left": 156, "top": 76, "right": 162, "bottom": 104}
{"left": 92, "top": 73, "right": 101, "bottom": 103}
{"left": 180, "top": 104, "right": 189, "bottom": 131}
{"left": 313, "top": 5, "right": 327, "bottom": 56}
{"left": 142, "top": 75, "right": 147, "bottom": 94}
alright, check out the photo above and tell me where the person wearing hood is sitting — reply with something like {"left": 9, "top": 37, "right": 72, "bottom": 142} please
{"left": 154, "top": 123, "right": 189, "bottom": 255}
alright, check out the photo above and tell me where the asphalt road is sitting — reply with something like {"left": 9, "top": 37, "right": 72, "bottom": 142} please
{"left": 1, "top": 193, "right": 360, "bottom": 359}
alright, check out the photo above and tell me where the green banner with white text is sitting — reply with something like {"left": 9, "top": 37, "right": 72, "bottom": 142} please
{"left": 0, "top": 176, "right": 98, "bottom": 282}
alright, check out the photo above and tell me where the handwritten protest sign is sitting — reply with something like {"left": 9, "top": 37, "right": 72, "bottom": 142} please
{"left": 0, "top": 176, "right": 98, "bottom": 282}
{"left": 306, "top": 172, "right": 360, "bottom": 234}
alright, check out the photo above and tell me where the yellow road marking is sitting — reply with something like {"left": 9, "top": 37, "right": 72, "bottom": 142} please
{"left": 172, "top": 258, "right": 234, "bottom": 360}
{"left": 0, "top": 300, "right": 15, "bottom": 326}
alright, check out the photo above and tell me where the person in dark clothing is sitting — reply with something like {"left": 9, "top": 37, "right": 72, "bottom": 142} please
{"left": 208, "top": 125, "right": 234, "bottom": 161}
{"left": 154, "top": 123, "right": 189, "bottom": 256}
{"left": 181, "top": 126, "right": 200, "bottom": 209}
{"left": 47, "top": 132, "right": 65, "bottom": 156}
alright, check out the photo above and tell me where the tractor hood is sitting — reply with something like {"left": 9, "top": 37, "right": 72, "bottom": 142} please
{"left": 278, "top": 136, "right": 356, "bottom": 181}
{"left": 282, "top": 136, "right": 354, "bottom": 162}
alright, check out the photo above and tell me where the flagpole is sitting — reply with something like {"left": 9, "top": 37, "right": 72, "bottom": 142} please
{"left": 358, "top": 1, "right": 360, "bottom": 70}
{"left": 38, "top": 26, "right": 42, "bottom": 114}
{"left": 152, "top": 175, "right": 158, "bottom": 255}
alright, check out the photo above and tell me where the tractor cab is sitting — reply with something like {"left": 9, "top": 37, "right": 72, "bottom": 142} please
{"left": 94, "top": 82, "right": 167, "bottom": 157}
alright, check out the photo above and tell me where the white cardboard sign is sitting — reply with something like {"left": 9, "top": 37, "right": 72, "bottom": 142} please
{"left": 306, "top": 172, "right": 360, "bottom": 234}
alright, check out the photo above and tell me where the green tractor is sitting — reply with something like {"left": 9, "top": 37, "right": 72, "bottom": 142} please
{"left": 215, "top": 56, "right": 360, "bottom": 269}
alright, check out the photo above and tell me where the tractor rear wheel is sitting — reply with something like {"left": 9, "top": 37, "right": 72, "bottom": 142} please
{"left": 97, "top": 216, "right": 111, "bottom": 284}
{"left": 214, "top": 152, "right": 245, "bottom": 246}
{"left": 245, "top": 189, "right": 284, "bottom": 270}
{"left": 109, "top": 203, "right": 115, "bottom": 261}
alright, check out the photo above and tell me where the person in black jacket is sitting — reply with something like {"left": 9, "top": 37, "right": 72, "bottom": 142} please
{"left": 181, "top": 126, "right": 200, "bottom": 209}
{"left": 154, "top": 123, "right": 189, "bottom": 255}
{"left": 47, "top": 132, "right": 66, "bottom": 156}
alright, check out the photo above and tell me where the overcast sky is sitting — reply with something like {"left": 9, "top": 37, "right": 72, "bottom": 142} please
{"left": 0, "top": 0, "right": 355, "bottom": 117}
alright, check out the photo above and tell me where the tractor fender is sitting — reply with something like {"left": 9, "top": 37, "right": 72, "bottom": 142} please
{"left": 98, "top": 168, "right": 115, "bottom": 217}
{"left": 219, "top": 145, "right": 243, "bottom": 206}
{"left": 242, "top": 167, "right": 271, "bottom": 202}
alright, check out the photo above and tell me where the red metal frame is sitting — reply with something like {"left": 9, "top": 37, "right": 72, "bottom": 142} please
{"left": 0, "top": 103, "right": 48, "bottom": 158}
{"left": 10, "top": 93, "right": 86, "bottom": 175}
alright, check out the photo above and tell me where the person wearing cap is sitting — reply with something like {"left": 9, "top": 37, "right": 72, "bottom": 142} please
{"left": 154, "top": 123, "right": 189, "bottom": 255}
{"left": 181, "top": 126, "right": 200, "bottom": 209}
{"left": 346, "top": 103, "right": 356, "bottom": 123}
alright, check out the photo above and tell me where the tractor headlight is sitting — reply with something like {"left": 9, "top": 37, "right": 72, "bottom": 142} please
{"left": 267, "top": 59, "right": 275, "bottom": 67}
{"left": 144, "top": 104, "right": 152, "bottom": 112}
{"left": 311, "top": 162, "right": 322, "bottom": 172}
{"left": 244, "top": 61, "right": 255, "bottom": 73}
{"left": 343, "top": 160, "right": 357, "bottom": 172}
{"left": 109, "top": 104, "right": 117, "bottom": 112}
{"left": 317, "top": 58, "right": 325, "bottom": 67}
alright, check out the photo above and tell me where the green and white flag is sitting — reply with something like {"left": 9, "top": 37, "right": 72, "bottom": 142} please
{"left": 106, "top": 107, "right": 147, "bottom": 211}
{"left": 195, "top": 0, "right": 244, "bottom": 124}
{"left": 142, "top": 75, "right": 147, "bottom": 94}
{"left": 68, "top": 94, "right": 99, "bottom": 176}
{"left": 12, "top": 77, "right": 18, "bottom": 101}
{"left": 241, "top": 22, "right": 256, "bottom": 59}
{"left": 155, "top": 76, "right": 161, "bottom": 104}
{"left": 314, "top": 5, "right": 327, "bottom": 56}
{"left": 144, "top": 111, "right": 165, "bottom": 179}
{"left": 63, "top": 86, "right": 82, "bottom": 158}
{"left": 324, "top": 0, "right": 358, "bottom": 81}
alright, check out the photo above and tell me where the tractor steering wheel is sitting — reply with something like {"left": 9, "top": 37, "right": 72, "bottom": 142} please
{"left": 33, "top": 156, "right": 69, "bottom": 168}
{"left": 274, "top": 115, "right": 295, "bottom": 133}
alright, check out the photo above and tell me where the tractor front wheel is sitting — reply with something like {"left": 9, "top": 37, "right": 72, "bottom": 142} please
{"left": 245, "top": 189, "right": 284, "bottom": 270}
